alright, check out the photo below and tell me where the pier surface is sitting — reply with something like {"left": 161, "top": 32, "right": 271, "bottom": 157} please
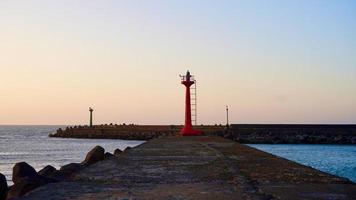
{"left": 22, "top": 136, "right": 355, "bottom": 200}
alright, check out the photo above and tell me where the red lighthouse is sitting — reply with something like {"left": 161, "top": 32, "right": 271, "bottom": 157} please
{"left": 180, "top": 71, "right": 202, "bottom": 136}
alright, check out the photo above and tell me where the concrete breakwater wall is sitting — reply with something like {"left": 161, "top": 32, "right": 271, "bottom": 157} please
{"left": 223, "top": 124, "right": 356, "bottom": 144}
{"left": 50, "top": 124, "right": 356, "bottom": 144}
{"left": 50, "top": 125, "right": 179, "bottom": 140}
{"left": 49, "top": 124, "right": 226, "bottom": 140}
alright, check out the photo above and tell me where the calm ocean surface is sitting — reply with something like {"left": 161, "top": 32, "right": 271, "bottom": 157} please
{"left": 248, "top": 144, "right": 356, "bottom": 183}
{"left": 0, "top": 126, "right": 355, "bottom": 185}
{"left": 0, "top": 125, "right": 144, "bottom": 185}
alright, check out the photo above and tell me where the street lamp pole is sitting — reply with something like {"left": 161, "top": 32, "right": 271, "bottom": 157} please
{"left": 89, "top": 107, "right": 94, "bottom": 127}
{"left": 226, "top": 105, "right": 229, "bottom": 127}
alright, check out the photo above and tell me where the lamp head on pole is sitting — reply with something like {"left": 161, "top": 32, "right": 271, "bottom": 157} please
{"left": 89, "top": 107, "right": 93, "bottom": 112}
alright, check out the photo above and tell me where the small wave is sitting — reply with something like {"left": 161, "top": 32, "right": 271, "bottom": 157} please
{"left": 0, "top": 152, "right": 31, "bottom": 156}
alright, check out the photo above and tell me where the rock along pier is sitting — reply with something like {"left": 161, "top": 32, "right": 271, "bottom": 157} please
{"left": 19, "top": 136, "right": 355, "bottom": 200}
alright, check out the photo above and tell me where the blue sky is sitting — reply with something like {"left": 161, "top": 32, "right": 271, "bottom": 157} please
{"left": 0, "top": 0, "right": 355, "bottom": 124}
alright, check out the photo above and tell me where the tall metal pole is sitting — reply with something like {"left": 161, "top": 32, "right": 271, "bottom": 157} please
{"left": 89, "top": 107, "right": 93, "bottom": 127}
{"left": 226, "top": 105, "right": 229, "bottom": 126}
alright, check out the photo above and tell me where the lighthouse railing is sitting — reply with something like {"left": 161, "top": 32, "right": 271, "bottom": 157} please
{"left": 180, "top": 75, "right": 195, "bottom": 82}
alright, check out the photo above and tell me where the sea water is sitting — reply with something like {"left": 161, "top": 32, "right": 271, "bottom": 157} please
{"left": 248, "top": 144, "right": 356, "bottom": 183}
{"left": 0, "top": 125, "right": 144, "bottom": 185}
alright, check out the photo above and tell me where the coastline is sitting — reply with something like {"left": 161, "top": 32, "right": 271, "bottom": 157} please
{"left": 1, "top": 125, "right": 355, "bottom": 199}
{"left": 3, "top": 136, "right": 355, "bottom": 199}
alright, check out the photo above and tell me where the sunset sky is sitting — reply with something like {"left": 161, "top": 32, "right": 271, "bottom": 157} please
{"left": 1, "top": 0, "right": 355, "bottom": 125}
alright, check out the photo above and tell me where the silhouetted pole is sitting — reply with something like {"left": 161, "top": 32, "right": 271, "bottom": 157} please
{"left": 89, "top": 107, "right": 93, "bottom": 127}
{"left": 226, "top": 105, "right": 229, "bottom": 127}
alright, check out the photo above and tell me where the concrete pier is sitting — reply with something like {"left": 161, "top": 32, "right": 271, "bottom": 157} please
{"left": 21, "top": 136, "right": 355, "bottom": 200}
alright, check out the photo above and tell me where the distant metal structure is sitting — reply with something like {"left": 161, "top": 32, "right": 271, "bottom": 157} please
{"left": 89, "top": 107, "right": 94, "bottom": 127}
{"left": 226, "top": 105, "right": 229, "bottom": 126}
{"left": 179, "top": 71, "right": 202, "bottom": 136}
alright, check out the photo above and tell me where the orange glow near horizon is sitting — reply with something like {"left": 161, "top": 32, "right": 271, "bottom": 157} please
{"left": 1, "top": 1, "right": 355, "bottom": 125}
